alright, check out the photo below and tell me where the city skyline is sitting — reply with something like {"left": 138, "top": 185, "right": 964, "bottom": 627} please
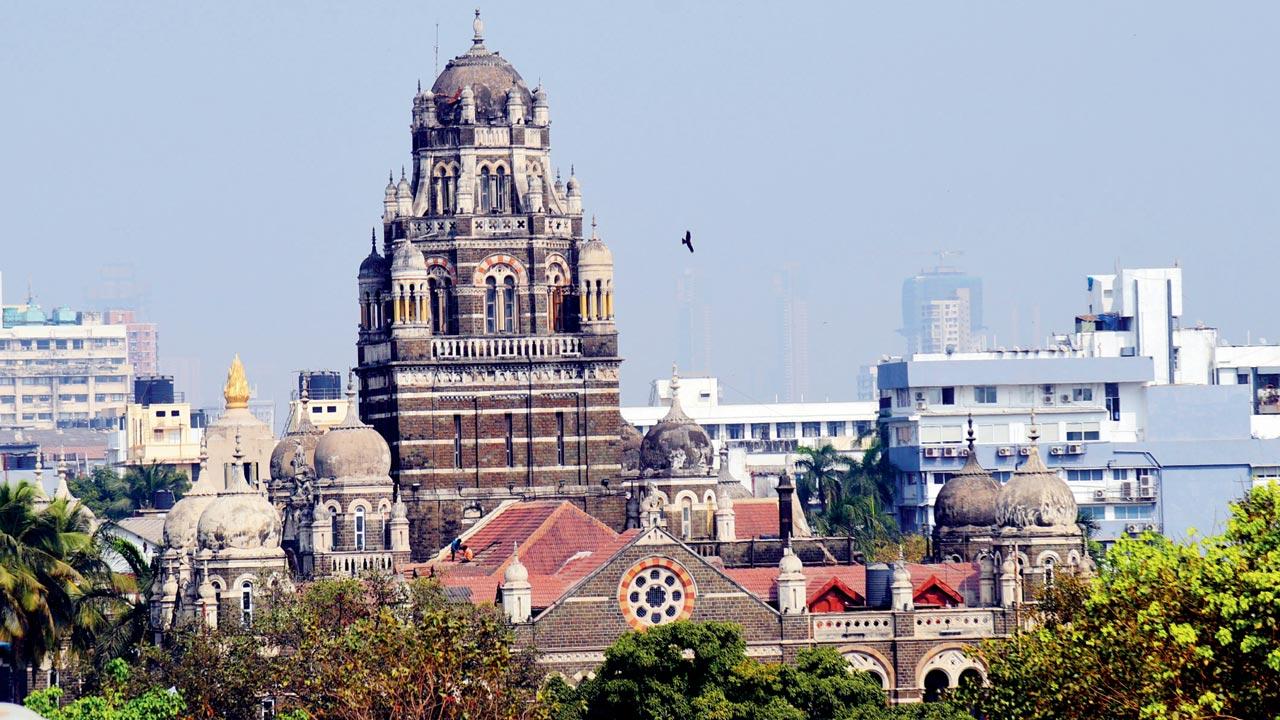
{"left": 3, "top": 2, "right": 1279, "bottom": 411}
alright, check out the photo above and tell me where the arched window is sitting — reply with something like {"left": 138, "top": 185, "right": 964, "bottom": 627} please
{"left": 240, "top": 581, "right": 253, "bottom": 627}
{"left": 1043, "top": 557, "right": 1055, "bottom": 586}
{"left": 329, "top": 508, "right": 339, "bottom": 551}
{"left": 354, "top": 507, "right": 366, "bottom": 551}
{"left": 923, "top": 669, "right": 950, "bottom": 702}
{"left": 495, "top": 167, "right": 508, "bottom": 212}
{"left": 479, "top": 168, "right": 492, "bottom": 212}
{"left": 680, "top": 497, "right": 693, "bottom": 541}
{"left": 485, "top": 276, "right": 498, "bottom": 334}
{"left": 502, "top": 276, "right": 516, "bottom": 332}
{"left": 383, "top": 513, "right": 391, "bottom": 548}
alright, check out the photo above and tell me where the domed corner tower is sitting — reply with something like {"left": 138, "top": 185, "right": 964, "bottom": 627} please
{"left": 932, "top": 418, "right": 1000, "bottom": 564}
{"left": 354, "top": 12, "right": 624, "bottom": 556}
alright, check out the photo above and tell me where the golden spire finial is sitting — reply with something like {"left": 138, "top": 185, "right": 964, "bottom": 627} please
{"left": 223, "top": 354, "right": 250, "bottom": 410}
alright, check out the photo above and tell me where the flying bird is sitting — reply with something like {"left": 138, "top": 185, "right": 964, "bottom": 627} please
{"left": 681, "top": 231, "right": 694, "bottom": 253}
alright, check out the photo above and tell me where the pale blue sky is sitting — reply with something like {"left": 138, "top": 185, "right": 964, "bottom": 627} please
{"left": 2, "top": 2, "right": 1278, "bottom": 417}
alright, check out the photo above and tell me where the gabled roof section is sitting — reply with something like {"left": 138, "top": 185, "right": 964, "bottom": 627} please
{"left": 806, "top": 575, "right": 864, "bottom": 612}
{"left": 912, "top": 574, "right": 965, "bottom": 608}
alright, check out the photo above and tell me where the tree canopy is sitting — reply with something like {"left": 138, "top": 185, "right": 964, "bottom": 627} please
{"left": 957, "top": 483, "right": 1280, "bottom": 719}
{"left": 547, "top": 620, "right": 967, "bottom": 720}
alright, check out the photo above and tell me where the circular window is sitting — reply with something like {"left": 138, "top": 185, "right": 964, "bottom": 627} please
{"left": 618, "top": 557, "right": 696, "bottom": 630}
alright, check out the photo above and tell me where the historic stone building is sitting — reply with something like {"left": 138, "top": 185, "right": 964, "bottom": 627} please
{"left": 355, "top": 12, "right": 625, "bottom": 554}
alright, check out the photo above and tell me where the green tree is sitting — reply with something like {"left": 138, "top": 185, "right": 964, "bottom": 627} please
{"left": 68, "top": 468, "right": 133, "bottom": 521}
{"left": 0, "top": 481, "right": 98, "bottom": 699}
{"left": 121, "top": 464, "right": 189, "bottom": 512}
{"left": 956, "top": 483, "right": 1280, "bottom": 719}
{"left": 794, "top": 445, "right": 850, "bottom": 512}
{"left": 555, "top": 620, "right": 967, "bottom": 720}
{"left": 24, "top": 657, "right": 185, "bottom": 720}
{"left": 68, "top": 532, "right": 159, "bottom": 671}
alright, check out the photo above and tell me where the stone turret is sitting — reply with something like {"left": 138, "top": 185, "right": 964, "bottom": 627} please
{"left": 777, "top": 546, "right": 807, "bottom": 615}
{"left": 500, "top": 544, "right": 532, "bottom": 623}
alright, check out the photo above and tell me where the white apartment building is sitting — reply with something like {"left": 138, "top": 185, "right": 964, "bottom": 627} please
{"left": 622, "top": 376, "right": 877, "bottom": 493}
{"left": 880, "top": 266, "right": 1280, "bottom": 544}
{"left": 0, "top": 304, "right": 133, "bottom": 430}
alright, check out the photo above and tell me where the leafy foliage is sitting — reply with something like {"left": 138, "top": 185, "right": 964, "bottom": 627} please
{"left": 795, "top": 442, "right": 900, "bottom": 555}
{"left": 70, "top": 465, "right": 189, "bottom": 522}
{"left": 551, "top": 620, "right": 967, "bottom": 720}
{"left": 138, "top": 574, "right": 543, "bottom": 720}
{"left": 24, "top": 657, "right": 186, "bottom": 720}
{"left": 956, "top": 483, "right": 1280, "bottom": 719}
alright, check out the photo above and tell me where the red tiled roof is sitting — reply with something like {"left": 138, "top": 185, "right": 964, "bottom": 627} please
{"left": 732, "top": 499, "right": 781, "bottom": 539}
{"left": 722, "top": 562, "right": 980, "bottom": 606}
{"left": 400, "top": 501, "right": 636, "bottom": 610}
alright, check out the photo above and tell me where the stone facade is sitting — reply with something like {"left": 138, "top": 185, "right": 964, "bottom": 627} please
{"left": 355, "top": 14, "right": 626, "bottom": 554}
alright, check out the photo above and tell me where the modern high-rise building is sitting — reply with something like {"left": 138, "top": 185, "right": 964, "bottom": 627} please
{"left": 354, "top": 13, "right": 624, "bottom": 553}
{"left": 900, "top": 268, "right": 984, "bottom": 355}
{"left": 104, "top": 309, "right": 159, "bottom": 376}
{"left": 0, "top": 291, "right": 133, "bottom": 430}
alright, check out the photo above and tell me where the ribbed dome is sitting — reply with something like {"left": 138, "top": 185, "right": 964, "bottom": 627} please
{"left": 163, "top": 451, "right": 220, "bottom": 550}
{"left": 431, "top": 16, "right": 531, "bottom": 127}
{"left": 996, "top": 433, "right": 1079, "bottom": 532}
{"left": 934, "top": 448, "right": 1000, "bottom": 530}
{"left": 313, "top": 394, "right": 391, "bottom": 480}
{"left": 640, "top": 373, "right": 711, "bottom": 476}
{"left": 390, "top": 239, "right": 427, "bottom": 277}
{"left": 197, "top": 489, "right": 282, "bottom": 553}
{"left": 579, "top": 237, "right": 613, "bottom": 269}
{"left": 269, "top": 431, "right": 322, "bottom": 482}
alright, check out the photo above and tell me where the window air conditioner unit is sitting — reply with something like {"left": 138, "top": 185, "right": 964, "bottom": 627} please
{"left": 1049, "top": 446, "right": 1064, "bottom": 456}
{"left": 1060, "top": 394, "right": 1072, "bottom": 404}
{"left": 1120, "top": 482, "right": 1134, "bottom": 500}
{"left": 1126, "top": 523, "right": 1141, "bottom": 534}
{"left": 915, "top": 392, "right": 926, "bottom": 401}
{"left": 997, "top": 447, "right": 1014, "bottom": 457}
{"left": 1093, "top": 489, "right": 1106, "bottom": 500}
{"left": 916, "top": 401, "right": 928, "bottom": 411}
{"left": 1144, "top": 523, "right": 1157, "bottom": 532}
{"left": 958, "top": 448, "right": 970, "bottom": 458}
{"left": 942, "top": 447, "right": 958, "bottom": 458}
{"left": 1067, "top": 444, "right": 1085, "bottom": 455}
{"left": 1019, "top": 447, "right": 1032, "bottom": 456}
{"left": 1139, "top": 486, "right": 1156, "bottom": 499}
{"left": 1043, "top": 395, "right": 1055, "bottom": 405}
{"left": 923, "top": 447, "right": 940, "bottom": 458}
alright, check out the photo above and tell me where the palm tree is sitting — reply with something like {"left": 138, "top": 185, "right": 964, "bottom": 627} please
{"left": 0, "top": 482, "right": 95, "bottom": 699}
{"left": 123, "top": 463, "right": 190, "bottom": 511}
{"left": 793, "top": 445, "right": 849, "bottom": 512}
{"left": 69, "top": 530, "right": 158, "bottom": 668}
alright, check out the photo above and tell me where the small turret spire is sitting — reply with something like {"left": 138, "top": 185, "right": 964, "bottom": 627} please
{"left": 472, "top": 8, "right": 485, "bottom": 46}
{"left": 370, "top": 227, "right": 377, "bottom": 253}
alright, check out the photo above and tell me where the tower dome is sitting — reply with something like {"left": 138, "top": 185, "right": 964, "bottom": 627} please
{"left": 196, "top": 436, "right": 283, "bottom": 554}
{"left": 639, "top": 367, "right": 712, "bottom": 476}
{"left": 579, "top": 233, "right": 613, "bottom": 270}
{"left": 431, "top": 11, "right": 532, "bottom": 126}
{"left": 389, "top": 238, "right": 428, "bottom": 277}
{"left": 934, "top": 420, "right": 1001, "bottom": 530}
{"left": 359, "top": 229, "right": 387, "bottom": 280}
{"left": 313, "top": 377, "right": 392, "bottom": 480}
{"left": 996, "top": 421, "right": 1080, "bottom": 532}
{"left": 163, "top": 442, "right": 220, "bottom": 549}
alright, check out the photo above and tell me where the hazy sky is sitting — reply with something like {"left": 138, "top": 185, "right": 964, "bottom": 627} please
{"left": 3, "top": 2, "right": 1278, "bottom": 420}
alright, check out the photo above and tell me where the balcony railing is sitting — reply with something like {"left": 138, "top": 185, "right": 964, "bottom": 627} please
{"left": 812, "top": 613, "right": 895, "bottom": 641}
{"left": 322, "top": 551, "right": 396, "bottom": 577}
{"left": 912, "top": 609, "right": 998, "bottom": 639}
{"left": 430, "top": 336, "right": 581, "bottom": 360}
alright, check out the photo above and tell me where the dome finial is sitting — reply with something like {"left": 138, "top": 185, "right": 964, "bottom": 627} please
{"left": 1027, "top": 407, "right": 1040, "bottom": 443}
{"left": 472, "top": 8, "right": 485, "bottom": 46}
{"left": 590, "top": 215, "right": 598, "bottom": 239}
{"left": 670, "top": 362, "right": 680, "bottom": 393}
{"left": 370, "top": 227, "right": 377, "bottom": 253}
{"left": 232, "top": 428, "right": 245, "bottom": 465}
{"left": 223, "top": 354, "right": 250, "bottom": 410}
{"left": 966, "top": 414, "right": 976, "bottom": 452}
{"left": 198, "top": 434, "right": 209, "bottom": 471}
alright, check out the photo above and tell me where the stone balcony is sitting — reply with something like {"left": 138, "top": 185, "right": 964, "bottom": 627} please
{"left": 429, "top": 336, "right": 581, "bottom": 360}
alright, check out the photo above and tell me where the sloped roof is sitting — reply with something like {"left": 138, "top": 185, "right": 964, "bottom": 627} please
{"left": 723, "top": 562, "right": 980, "bottom": 605}
{"left": 116, "top": 515, "right": 166, "bottom": 546}
{"left": 401, "top": 501, "right": 637, "bottom": 609}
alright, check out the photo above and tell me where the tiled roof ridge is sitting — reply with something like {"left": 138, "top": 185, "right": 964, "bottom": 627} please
{"left": 494, "top": 500, "right": 620, "bottom": 580}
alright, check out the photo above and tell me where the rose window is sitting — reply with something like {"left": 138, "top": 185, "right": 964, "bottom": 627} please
{"left": 618, "top": 558, "right": 696, "bottom": 630}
